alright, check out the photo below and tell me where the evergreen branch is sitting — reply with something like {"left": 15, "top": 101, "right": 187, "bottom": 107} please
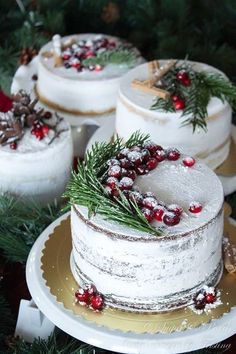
{"left": 83, "top": 49, "right": 137, "bottom": 67}
{"left": 65, "top": 133, "right": 164, "bottom": 236}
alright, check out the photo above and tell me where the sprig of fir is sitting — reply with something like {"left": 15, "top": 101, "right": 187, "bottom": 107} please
{"left": 83, "top": 48, "right": 137, "bottom": 67}
{"left": 151, "top": 62, "right": 236, "bottom": 132}
{"left": 65, "top": 132, "right": 164, "bottom": 236}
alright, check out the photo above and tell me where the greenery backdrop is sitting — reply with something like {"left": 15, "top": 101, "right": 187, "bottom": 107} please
{"left": 0, "top": 0, "right": 236, "bottom": 353}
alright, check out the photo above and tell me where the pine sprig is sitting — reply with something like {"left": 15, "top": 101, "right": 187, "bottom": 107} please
{"left": 83, "top": 48, "right": 137, "bottom": 67}
{"left": 151, "top": 62, "right": 236, "bottom": 132}
{"left": 65, "top": 132, "right": 163, "bottom": 236}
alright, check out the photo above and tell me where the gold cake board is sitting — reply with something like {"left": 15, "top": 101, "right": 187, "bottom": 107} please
{"left": 41, "top": 203, "right": 236, "bottom": 334}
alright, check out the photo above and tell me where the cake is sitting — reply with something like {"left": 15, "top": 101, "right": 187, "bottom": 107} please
{"left": 116, "top": 60, "right": 235, "bottom": 170}
{"left": 37, "top": 33, "right": 143, "bottom": 119}
{"left": 67, "top": 133, "right": 224, "bottom": 313}
{"left": 0, "top": 91, "right": 73, "bottom": 204}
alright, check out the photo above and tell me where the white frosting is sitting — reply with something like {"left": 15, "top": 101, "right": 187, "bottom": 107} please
{"left": 70, "top": 155, "right": 224, "bottom": 311}
{"left": 37, "top": 33, "right": 143, "bottom": 114}
{"left": 0, "top": 115, "right": 73, "bottom": 204}
{"left": 116, "top": 60, "right": 232, "bottom": 169}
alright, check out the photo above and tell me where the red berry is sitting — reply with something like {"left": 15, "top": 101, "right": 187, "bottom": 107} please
{"left": 163, "top": 212, "right": 180, "bottom": 226}
{"left": 146, "top": 157, "right": 158, "bottom": 170}
{"left": 90, "top": 294, "right": 104, "bottom": 311}
{"left": 144, "top": 142, "right": 163, "bottom": 155}
{"left": 119, "top": 177, "right": 134, "bottom": 190}
{"left": 120, "top": 158, "right": 133, "bottom": 169}
{"left": 62, "top": 52, "right": 71, "bottom": 60}
{"left": 141, "top": 208, "right": 154, "bottom": 222}
{"left": 86, "top": 50, "right": 95, "bottom": 58}
{"left": 108, "top": 165, "right": 122, "bottom": 178}
{"left": 205, "top": 293, "right": 216, "bottom": 304}
{"left": 141, "top": 148, "right": 151, "bottom": 162}
{"left": 136, "top": 165, "right": 147, "bottom": 175}
{"left": 182, "top": 77, "right": 191, "bottom": 86}
{"left": 107, "top": 158, "right": 120, "bottom": 167}
{"left": 75, "top": 289, "right": 90, "bottom": 304}
{"left": 174, "top": 99, "right": 185, "bottom": 110}
{"left": 142, "top": 197, "right": 158, "bottom": 210}
{"left": 43, "top": 111, "right": 52, "bottom": 119}
{"left": 166, "top": 149, "right": 180, "bottom": 161}
{"left": 167, "top": 204, "right": 183, "bottom": 216}
{"left": 127, "top": 170, "right": 137, "bottom": 181}
{"left": 10, "top": 142, "right": 17, "bottom": 150}
{"left": 183, "top": 156, "right": 195, "bottom": 167}
{"left": 154, "top": 150, "right": 166, "bottom": 162}
{"left": 153, "top": 206, "right": 165, "bottom": 222}
{"left": 106, "top": 177, "right": 118, "bottom": 189}
{"left": 111, "top": 188, "right": 120, "bottom": 198}
{"left": 127, "top": 151, "right": 142, "bottom": 166}
{"left": 176, "top": 71, "right": 189, "bottom": 82}
{"left": 128, "top": 191, "right": 143, "bottom": 205}
{"left": 172, "top": 94, "right": 180, "bottom": 102}
{"left": 194, "top": 298, "right": 206, "bottom": 310}
{"left": 71, "top": 60, "right": 81, "bottom": 69}
{"left": 117, "top": 148, "right": 129, "bottom": 159}
{"left": 95, "top": 64, "right": 103, "bottom": 71}
{"left": 189, "top": 202, "right": 202, "bottom": 214}
{"left": 130, "top": 145, "right": 141, "bottom": 152}
{"left": 42, "top": 124, "right": 49, "bottom": 136}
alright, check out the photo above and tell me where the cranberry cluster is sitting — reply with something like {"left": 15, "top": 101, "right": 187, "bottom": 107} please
{"left": 75, "top": 285, "right": 104, "bottom": 311}
{"left": 62, "top": 36, "right": 117, "bottom": 72}
{"left": 170, "top": 70, "right": 192, "bottom": 110}
{"left": 31, "top": 111, "right": 52, "bottom": 141}
{"left": 194, "top": 288, "right": 217, "bottom": 310}
{"left": 103, "top": 142, "right": 202, "bottom": 227}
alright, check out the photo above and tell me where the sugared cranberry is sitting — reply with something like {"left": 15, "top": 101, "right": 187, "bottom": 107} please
{"left": 106, "top": 177, "right": 118, "bottom": 189}
{"left": 43, "top": 111, "right": 52, "bottom": 119}
{"left": 127, "top": 151, "right": 142, "bottom": 166}
{"left": 42, "top": 124, "right": 49, "bottom": 136}
{"left": 119, "top": 177, "right": 134, "bottom": 190}
{"left": 183, "top": 156, "right": 195, "bottom": 167}
{"left": 174, "top": 99, "right": 185, "bottom": 110}
{"left": 10, "top": 142, "right": 17, "bottom": 150}
{"left": 205, "top": 293, "right": 216, "bottom": 304}
{"left": 136, "top": 165, "right": 146, "bottom": 175}
{"left": 75, "top": 289, "right": 90, "bottom": 304}
{"left": 141, "top": 148, "right": 151, "bottom": 162}
{"left": 153, "top": 206, "right": 165, "bottom": 222}
{"left": 120, "top": 158, "right": 133, "bottom": 169}
{"left": 163, "top": 212, "right": 180, "bottom": 226}
{"left": 107, "top": 158, "right": 120, "bottom": 166}
{"left": 146, "top": 157, "right": 158, "bottom": 171}
{"left": 108, "top": 165, "right": 122, "bottom": 178}
{"left": 144, "top": 141, "right": 163, "bottom": 155}
{"left": 127, "top": 170, "right": 136, "bottom": 181}
{"left": 90, "top": 294, "right": 104, "bottom": 311}
{"left": 141, "top": 208, "right": 154, "bottom": 222}
{"left": 95, "top": 64, "right": 103, "bottom": 71}
{"left": 167, "top": 204, "right": 183, "bottom": 216}
{"left": 166, "top": 148, "right": 181, "bottom": 161}
{"left": 142, "top": 197, "right": 158, "bottom": 210}
{"left": 154, "top": 149, "right": 166, "bottom": 162}
{"left": 189, "top": 202, "right": 202, "bottom": 214}
{"left": 130, "top": 145, "right": 141, "bottom": 152}
{"left": 117, "top": 148, "right": 129, "bottom": 159}
{"left": 128, "top": 191, "right": 143, "bottom": 205}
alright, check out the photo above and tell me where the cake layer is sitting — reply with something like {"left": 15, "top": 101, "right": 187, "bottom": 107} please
{"left": 116, "top": 61, "right": 232, "bottom": 169}
{"left": 0, "top": 119, "right": 73, "bottom": 204}
{"left": 70, "top": 157, "right": 224, "bottom": 312}
{"left": 37, "top": 34, "right": 143, "bottom": 115}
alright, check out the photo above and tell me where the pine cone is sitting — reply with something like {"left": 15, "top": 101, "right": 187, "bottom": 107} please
{"left": 20, "top": 47, "right": 38, "bottom": 65}
{"left": 102, "top": 2, "right": 120, "bottom": 24}
{"left": 0, "top": 112, "right": 23, "bottom": 145}
{"left": 12, "top": 92, "right": 41, "bottom": 127}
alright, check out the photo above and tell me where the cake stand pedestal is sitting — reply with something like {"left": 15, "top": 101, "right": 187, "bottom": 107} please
{"left": 26, "top": 213, "right": 236, "bottom": 354}
{"left": 87, "top": 122, "right": 236, "bottom": 196}
{"left": 11, "top": 57, "right": 115, "bottom": 157}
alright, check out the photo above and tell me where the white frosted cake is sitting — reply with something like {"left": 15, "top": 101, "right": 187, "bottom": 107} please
{"left": 68, "top": 134, "right": 224, "bottom": 312}
{"left": 37, "top": 33, "right": 143, "bottom": 117}
{"left": 0, "top": 91, "right": 73, "bottom": 204}
{"left": 116, "top": 60, "right": 233, "bottom": 170}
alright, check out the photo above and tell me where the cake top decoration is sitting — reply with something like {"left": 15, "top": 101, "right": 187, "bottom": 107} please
{"left": 0, "top": 90, "right": 67, "bottom": 150}
{"left": 65, "top": 132, "right": 223, "bottom": 237}
{"left": 131, "top": 60, "right": 236, "bottom": 132}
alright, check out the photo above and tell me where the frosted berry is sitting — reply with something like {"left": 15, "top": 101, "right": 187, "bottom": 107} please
{"left": 128, "top": 191, "right": 143, "bottom": 205}
{"left": 106, "top": 177, "right": 118, "bottom": 189}
{"left": 43, "top": 111, "right": 52, "bottom": 119}
{"left": 205, "top": 293, "right": 216, "bottom": 304}
{"left": 189, "top": 202, "right": 202, "bottom": 214}
{"left": 117, "top": 148, "right": 129, "bottom": 159}
{"left": 108, "top": 165, "right": 122, "bottom": 178}
{"left": 142, "top": 197, "right": 158, "bottom": 210}
{"left": 130, "top": 145, "right": 141, "bottom": 152}
{"left": 127, "top": 151, "right": 142, "bottom": 166}
{"left": 42, "top": 124, "right": 49, "bottom": 136}
{"left": 120, "top": 158, "right": 133, "bottom": 169}
{"left": 107, "top": 158, "right": 120, "bottom": 167}
{"left": 194, "top": 297, "right": 206, "bottom": 310}
{"left": 167, "top": 204, "right": 183, "bottom": 216}
{"left": 127, "top": 170, "right": 136, "bottom": 181}
{"left": 119, "top": 177, "right": 134, "bottom": 190}
{"left": 90, "top": 294, "right": 104, "bottom": 311}
{"left": 163, "top": 212, "right": 180, "bottom": 226}
{"left": 146, "top": 157, "right": 158, "bottom": 170}
{"left": 154, "top": 149, "right": 166, "bottom": 162}
{"left": 153, "top": 206, "right": 165, "bottom": 222}
{"left": 10, "top": 142, "right": 17, "bottom": 150}
{"left": 136, "top": 165, "right": 146, "bottom": 175}
{"left": 166, "top": 149, "right": 180, "bottom": 161}
{"left": 174, "top": 99, "right": 185, "bottom": 110}
{"left": 141, "top": 208, "right": 154, "bottom": 222}
{"left": 183, "top": 156, "right": 195, "bottom": 167}
{"left": 141, "top": 148, "right": 151, "bottom": 162}
{"left": 144, "top": 141, "right": 163, "bottom": 155}
{"left": 86, "top": 50, "right": 95, "bottom": 58}
{"left": 75, "top": 289, "right": 90, "bottom": 304}
{"left": 171, "top": 94, "right": 180, "bottom": 102}
{"left": 95, "top": 64, "right": 103, "bottom": 71}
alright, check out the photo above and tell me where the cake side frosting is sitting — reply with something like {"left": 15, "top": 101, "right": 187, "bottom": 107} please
{"left": 68, "top": 137, "right": 224, "bottom": 312}
{"left": 116, "top": 60, "right": 232, "bottom": 169}
{"left": 37, "top": 33, "right": 143, "bottom": 115}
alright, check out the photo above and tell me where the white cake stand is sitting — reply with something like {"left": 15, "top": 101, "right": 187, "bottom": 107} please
{"left": 11, "top": 57, "right": 115, "bottom": 157}
{"left": 26, "top": 213, "right": 236, "bottom": 354}
{"left": 86, "top": 122, "right": 236, "bottom": 197}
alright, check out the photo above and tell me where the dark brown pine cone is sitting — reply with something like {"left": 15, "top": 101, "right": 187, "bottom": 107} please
{"left": 20, "top": 47, "right": 38, "bottom": 65}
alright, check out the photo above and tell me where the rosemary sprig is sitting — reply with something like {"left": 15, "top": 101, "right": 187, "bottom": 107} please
{"left": 83, "top": 48, "right": 137, "bottom": 67}
{"left": 151, "top": 62, "right": 236, "bottom": 132}
{"left": 65, "top": 132, "right": 163, "bottom": 236}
